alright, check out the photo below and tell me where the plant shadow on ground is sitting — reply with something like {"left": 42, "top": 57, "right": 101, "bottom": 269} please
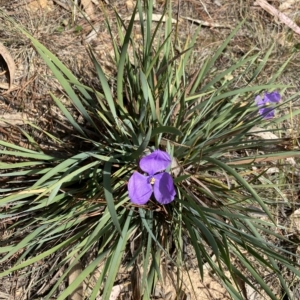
{"left": 0, "top": 0, "right": 300, "bottom": 299}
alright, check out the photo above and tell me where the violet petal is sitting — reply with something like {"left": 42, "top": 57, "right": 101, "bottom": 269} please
{"left": 264, "top": 91, "right": 280, "bottom": 104}
{"left": 139, "top": 150, "right": 171, "bottom": 175}
{"left": 153, "top": 172, "right": 176, "bottom": 205}
{"left": 128, "top": 172, "right": 152, "bottom": 205}
{"left": 255, "top": 95, "right": 264, "bottom": 106}
{"left": 259, "top": 107, "right": 275, "bottom": 119}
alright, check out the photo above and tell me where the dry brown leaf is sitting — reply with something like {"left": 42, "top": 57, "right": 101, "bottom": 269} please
{"left": 265, "top": 167, "right": 280, "bottom": 174}
{"left": 279, "top": 0, "right": 297, "bottom": 13}
{"left": 0, "top": 291, "right": 10, "bottom": 299}
{"left": 130, "top": 263, "right": 141, "bottom": 300}
{"left": 171, "top": 157, "right": 182, "bottom": 177}
{"left": 248, "top": 126, "right": 279, "bottom": 140}
{"left": 84, "top": 24, "right": 101, "bottom": 43}
{"left": 291, "top": 209, "right": 300, "bottom": 231}
{"left": 0, "top": 114, "right": 33, "bottom": 126}
{"left": 26, "top": 0, "right": 52, "bottom": 12}
{"left": 0, "top": 42, "right": 16, "bottom": 92}
{"left": 98, "top": 284, "right": 124, "bottom": 300}
{"left": 126, "top": 0, "right": 134, "bottom": 10}
{"left": 68, "top": 258, "right": 84, "bottom": 300}
{"left": 52, "top": 0, "right": 70, "bottom": 11}
{"left": 81, "top": 0, "right": 95, "bottom": 20}
{"left": 248, "top": 126, "right": 297, "bottom": 166}
{"left": 255, "top": 0, "right": 300, "bottom": 35}
{"left": 0, "top": 82, "right": 18, "bottom": 92}
{"left": 245, "top": 283, "right": 266, "bottom": 300}
{"left": 109, "top": 285, "right": 124, "bottom": 300}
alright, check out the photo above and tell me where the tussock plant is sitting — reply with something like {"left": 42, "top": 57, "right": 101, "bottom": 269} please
{"left": 1, "top": 1, "right": 300, "bottom": 299}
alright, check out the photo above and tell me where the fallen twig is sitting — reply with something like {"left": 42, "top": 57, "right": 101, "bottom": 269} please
{"left": 255, "top": 0, "right": 300, "bottom": 35}
{"left": 180, "top": 16, "right": 233, "bottom": 28}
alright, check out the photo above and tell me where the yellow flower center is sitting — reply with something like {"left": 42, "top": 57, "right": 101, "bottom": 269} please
{"left": 150, "top": 177, "right": 155, "bottom": 185}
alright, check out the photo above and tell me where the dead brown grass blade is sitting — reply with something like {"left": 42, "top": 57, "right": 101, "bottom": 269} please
{"left": 0, "top": 113, "right": 32, "bottom": 127}
{"left": 81, "top": 0, "right": 95, "bottom": 20}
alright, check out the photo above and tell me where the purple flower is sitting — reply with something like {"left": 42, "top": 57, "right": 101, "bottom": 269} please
{"left": 255, "top": 91, "right": 280, "bottom": 119}
{"left": 128, "top": 150, "right": 176, "bottom": 205}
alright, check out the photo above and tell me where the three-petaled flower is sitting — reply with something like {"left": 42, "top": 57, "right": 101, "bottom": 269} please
{"left": 255, "top": 91, "right": 280, "bottom": 119}
{"left": 128, "top": 150, "right": 176, "bottom": 205}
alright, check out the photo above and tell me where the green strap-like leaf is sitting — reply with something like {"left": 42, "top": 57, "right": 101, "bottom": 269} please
{"left": 0, "top": 233, "right": 82, "bottom": 277}
{"left": 206, "top": 157, "right": 274, "bottom": 222}
{"left": 50, "top": 92, "right": 86, "bottom": 136}
{"left": 151, "top": 126, "right": 183, "bottom": 137}
{"left": 116, "top": 5, "right": 137, "bottom": 108}
{"left": 127, "top": 126, "right": 152, "bottom": 160}
{"left": 101, "top": 210, "right": 133, "bottom": 299}
{"left": 89, "top": 48, "right": 119, "bottom": 125}
{"left": 56, "top": 252, "right": 107, "bottom": 300}
{"left": 103, "top": 162, "right": 122, "bottom": 235}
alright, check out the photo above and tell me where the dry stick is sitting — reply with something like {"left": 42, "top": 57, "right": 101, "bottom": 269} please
{"left": 180, "top": 16, "right": 233, "bottom": 29}
{"left": 255, "top": 0, "right": 300, "bottom": 35}
{"left": 227, "top": 153, "right": 300, "bottom": 165}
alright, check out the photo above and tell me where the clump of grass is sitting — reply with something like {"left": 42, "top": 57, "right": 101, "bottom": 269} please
{"left": 0, "top": 1, "right": 300, "bottom": 299}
